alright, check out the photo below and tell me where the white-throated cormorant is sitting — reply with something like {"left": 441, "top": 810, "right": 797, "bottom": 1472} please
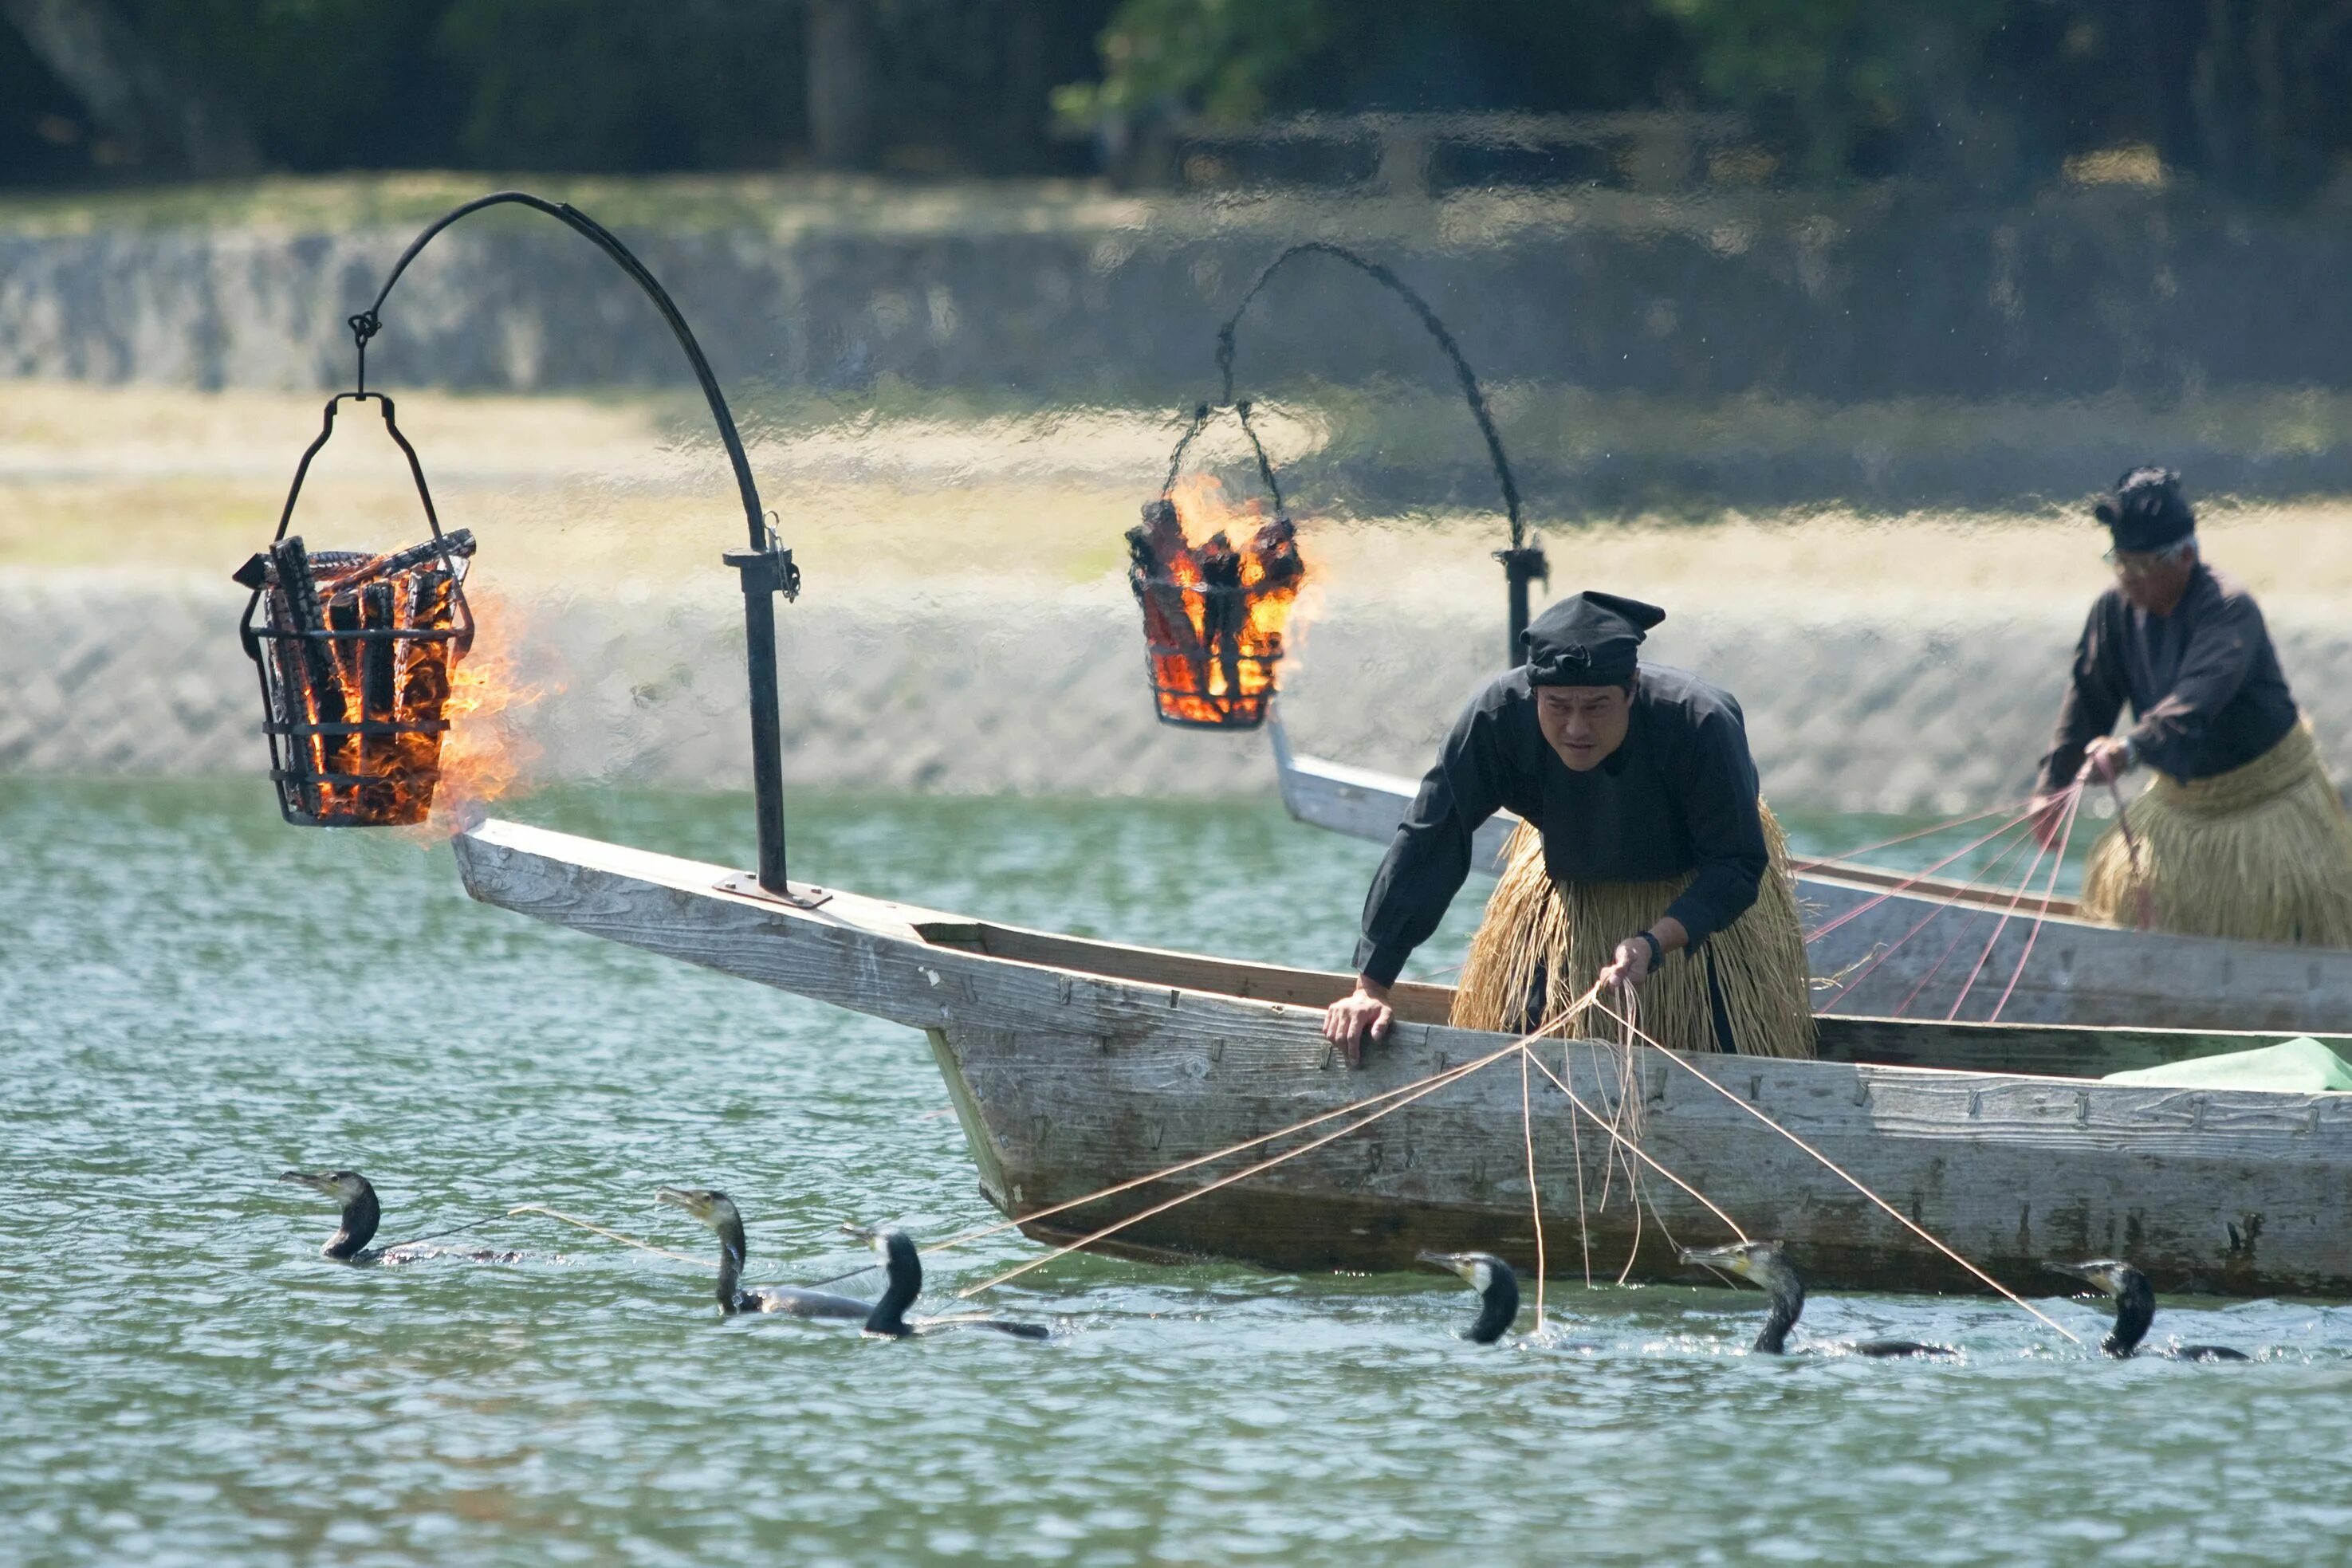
{"left": 1681, "top": 1240, "right": 1956, "bottom": 1358}
{"left": 1418, "top": 1250, "right": 1521, "bottom": 1344}
{"left": 2044, "top": 1260, "right": 2251, "bottom": 1361}
{"left": 655, "top": 1187, "right": 876, "bottom": 1318}
{"left": 278, "top": 1169, "right": 521, "bottom": 1264}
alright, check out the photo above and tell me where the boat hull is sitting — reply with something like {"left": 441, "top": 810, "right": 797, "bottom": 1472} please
{"left": 454, "top": 819, "right": 2352, "bottom": 1298}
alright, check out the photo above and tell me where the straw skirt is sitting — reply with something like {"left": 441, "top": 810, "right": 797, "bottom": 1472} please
{"left": 2081, "top": 720, "right": 2352, "bottom": 948}
{"left": 1449, "top": 812, "right": 1817, "bottom": 1058}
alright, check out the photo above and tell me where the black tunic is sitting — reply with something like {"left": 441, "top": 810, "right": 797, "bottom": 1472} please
{"left": 2036, "top": 564, "right": 2298, "bottom": 793}
{"left": 1354, "top": 665, "right": 1769, "bottom": 988}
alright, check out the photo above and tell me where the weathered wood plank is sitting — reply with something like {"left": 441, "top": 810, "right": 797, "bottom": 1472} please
{"left": 454, "top": 819, "right": 2352, "bottom": 1297}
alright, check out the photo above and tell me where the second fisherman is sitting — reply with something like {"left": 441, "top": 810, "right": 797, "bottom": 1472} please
{"left": 1321, "top": 590, "right": 1815, "bottom": 1063}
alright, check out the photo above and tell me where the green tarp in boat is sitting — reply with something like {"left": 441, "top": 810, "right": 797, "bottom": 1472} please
{"left": 2103, "top": 1036, "right": 2352, "bottom": 1093}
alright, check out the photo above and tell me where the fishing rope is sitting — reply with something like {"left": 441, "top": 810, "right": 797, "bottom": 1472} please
{"left": 954, "top": 1053, "right": 1512, "bottom": 1297}
{"left": 507, "top": 1204, "right": 716, "bottom": 1269}
{"left": 1520, "top": 1045, "right": 1750, "bottom": 1243}
{"left": 376, "top": 1213, "right": 510, "bottom": 1252}
{"left": 1987, "top": 787, "right": 2087, "bottom": 1022}
{"left": 1785, "top": 800, "right": 2023, "bottom": 874}
{"left": 1583, "top": 999, "right": 2080, "bottom": 1344}
{"left": 1805, "top": 808, "right": 2041, "bottom": 943}
{"left": 1520, "top": 1050, "right": 1546, "bottom": 1329}
{"left": 1819, "top": 815, "right": 2043, "bottom": 1014}
{"left": 950, "top": 1000, "right": 1612, "bottom": 1299}
{"left": 912, "top": 980, "right": 1622, "bottom": 1264}
{"left": 1941, "top": 795, "right": 2078, "bottom": 1020}
{"left": 1563, "top": 1053, "right": 1595, "bottom": 1287}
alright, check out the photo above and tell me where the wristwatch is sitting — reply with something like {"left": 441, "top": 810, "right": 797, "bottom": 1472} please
{"left": 1634, "top": 930, "right": 1664, "bottom": 970}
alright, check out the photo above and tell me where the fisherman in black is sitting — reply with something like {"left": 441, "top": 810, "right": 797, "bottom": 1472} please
{"left": 1323, "top": 591, "right": 1814, "bottom": 1062}
{"left": 2027, "top": 468, "right": 2352, "bottom": 944}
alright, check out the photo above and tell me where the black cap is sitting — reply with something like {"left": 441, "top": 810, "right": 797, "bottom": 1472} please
{"left": 2094, "top": 467, "right": 2195, "bottom": 552}
{"left": 1523, "top": 591, "right": 1665, "bottom": 686}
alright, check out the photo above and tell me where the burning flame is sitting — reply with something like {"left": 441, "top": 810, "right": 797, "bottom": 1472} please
{"left": 1127, "top": 474, "right": 1308, "bottom": 728}
{"left": 260, "top": 533, "right": 549, "bottom": 829}
{"left": 429, "top": 587, "right": 549, "bottom": 830}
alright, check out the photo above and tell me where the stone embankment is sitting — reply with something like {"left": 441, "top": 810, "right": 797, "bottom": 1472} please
{"left": 12, "top": 570, "right": 2352, "bottom": 812}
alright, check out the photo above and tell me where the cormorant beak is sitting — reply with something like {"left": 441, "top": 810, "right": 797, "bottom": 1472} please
{"left": 1416, "top": 1249, "right": 1478, "bottom": 1282}
{"left": 2043, "top": 1260, "right": 2115, "bottom": 1293}
{"left": 1679, "top": 1242, "right": 1756, "bottom": 1283}
{"left": 654, "top": 1187, "right": 710, "bottom": 1220}
{"left": 278, "top": 1170, "right": 341, "bottom": 1197}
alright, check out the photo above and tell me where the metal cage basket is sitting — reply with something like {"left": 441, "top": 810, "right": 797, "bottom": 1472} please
{"left": 1128, "top": 403, "right": 1305, "bottom": 731}
{"left": 234, "top": 395, "right": 476, "bottom": 827}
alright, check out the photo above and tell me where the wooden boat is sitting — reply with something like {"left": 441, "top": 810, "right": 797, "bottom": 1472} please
{"left": 1268, "top": 713, "right": 2352, "bottom": 1034}
{"left": 454, "top": 815, "right": 2352, "bottom": 1298}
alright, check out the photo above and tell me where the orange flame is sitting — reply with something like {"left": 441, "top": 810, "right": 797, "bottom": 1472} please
{"left": 1128, "top": 474, "right": 1308, "bottom": 728}
{"left": 430, "top": 587, "right": 550, "bottom": 829}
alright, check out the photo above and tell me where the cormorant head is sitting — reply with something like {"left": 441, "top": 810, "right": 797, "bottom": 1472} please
{"left": 279, "top": 1169, "right": 372, "bottom": 1205}
{"left": 1418, "top": 1250, "right": 1520, "bottom": 1344}
{"left": 657, "top": 1187, "right": 751, "bottom": 1309}
{"left": 849, "top": 1226, "right": 922, "bottom": 1337}
{"left": 655, "top": 1187, "right": 744, "bottom": 1234}
{"left": 278, "top": 1169, "right": 381, "bottom": 1259}
{"left": 2044, "top": 1259, "right": 2154, "bottom": 1356}
{"left": 1681, "top": 1240, "right": 1804, "bottom": 1352}
{"left": 1680, "top": 1239, "right": 1802, "bottom": 1297}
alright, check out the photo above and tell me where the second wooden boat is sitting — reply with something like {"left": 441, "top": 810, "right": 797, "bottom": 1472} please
{"left": 1268, "top": 712, "right": 2352, "bottom": 1034}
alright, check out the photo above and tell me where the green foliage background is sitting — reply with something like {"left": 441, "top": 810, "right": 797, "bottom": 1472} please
{"left": 4, "top": 0, "right": 2350, "bottom": 198}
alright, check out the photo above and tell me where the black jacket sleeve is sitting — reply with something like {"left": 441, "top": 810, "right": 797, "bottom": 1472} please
{"left": 2127, "top": 590, "right": 2266, "bottom": 779}
{"left": 2036, "top": 598, "right": 2126, "bottom": 793}
{"left": 1658, "top": 701, "right": 1767, "bottom": 948}
{"left": 1353, "top": 696, "right": 1511, "bottom": 988}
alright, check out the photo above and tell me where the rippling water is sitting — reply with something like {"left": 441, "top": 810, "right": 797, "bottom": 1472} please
{"left": 5, "top": 780, "right": 2349, "bottom": 1566}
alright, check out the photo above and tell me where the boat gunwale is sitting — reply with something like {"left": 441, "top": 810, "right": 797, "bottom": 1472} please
{"left": 462, "top": 817, "right": 2352, "bottom": 1101}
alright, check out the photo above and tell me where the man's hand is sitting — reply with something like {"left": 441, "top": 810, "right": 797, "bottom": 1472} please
{"left": 2079, "top": 736, "right": 2136, "bottom": 786}
{"left": 2027, "top": 792, "right": 2070, "bottom": 850}
{"left": 1323, "top": 977, "right": 1394, "bottom": 1067}
{"left": 1595, "top": 936, "right": 1655, "bottom": 992}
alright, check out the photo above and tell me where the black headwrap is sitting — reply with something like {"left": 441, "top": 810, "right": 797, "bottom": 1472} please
{"left": 2094, "top": 466, "right": 2196, "bottom": 552}
{"left": 1522, "top": 591, "right": 1666, "bottom": 686}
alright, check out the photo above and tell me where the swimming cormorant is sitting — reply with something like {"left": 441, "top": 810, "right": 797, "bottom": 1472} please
{"left": 2044, "top": 1260, "right": 2252, "bottom": 1361}
{"left": 278, "top": 1169, "right": 521, "bottom": 1264}
{"left": 1418, "top": 1250, "right": 1521, "bottom": 1344}
{"left": 1681, "top": 1240, "right": 1956, "bottom": 1358}
{"left": 851, "top": 1227, "right": 1051, "bottom": 1340}
{"left": 655, "top": 1187, "right": 876, "bottom": 1318}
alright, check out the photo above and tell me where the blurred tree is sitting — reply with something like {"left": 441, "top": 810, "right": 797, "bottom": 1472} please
{"left": 435, "top": 0, "right": 801, "bottom": 171}
{"left": 0, "top": 0, "right": 258, "bottom": 175}
{"left": 806, "top": 0, "right": 881, "bottom": 167}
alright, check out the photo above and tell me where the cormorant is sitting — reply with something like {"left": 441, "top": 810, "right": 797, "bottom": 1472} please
{"left": 849, "top": 1226, "right": 1051, "bottom": 1341}
{"left": 655, "top": 1187, "right": 875, "bottom": 1318}
{"left": 1418, "top": 1250, "right": 1520, "bottom": 1344}
{"left": 278, "top": 1169, "right": 521, "bottom": 1264}
{"left": 1680, "top": 1240, "right": 1956, "bottom": 1358}
{"left": 654, "top": 1192, "right": 1046, "bottom": 1338}
{"left": 2044, "top": 1260, "right": 2252, "bottom": 1362}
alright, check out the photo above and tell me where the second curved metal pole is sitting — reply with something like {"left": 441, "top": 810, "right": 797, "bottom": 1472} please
{"left": 352, "top": 191, "right": 808, "bottom": 899}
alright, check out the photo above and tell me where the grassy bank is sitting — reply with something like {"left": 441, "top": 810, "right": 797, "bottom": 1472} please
{"left": 13, "top": 380, "right": 2352, "bottom": 623}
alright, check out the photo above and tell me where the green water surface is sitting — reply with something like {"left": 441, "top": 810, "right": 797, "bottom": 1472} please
{"left": 1, "top": 780, "right": 2342, "bottom": 1566}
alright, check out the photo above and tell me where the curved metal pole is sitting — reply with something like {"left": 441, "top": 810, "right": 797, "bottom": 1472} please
{"left": 352, "top": 191, "right": 810, "bottom": 900}
{"left": 1214, "top": 241, "right": 1547, "bottom": 665}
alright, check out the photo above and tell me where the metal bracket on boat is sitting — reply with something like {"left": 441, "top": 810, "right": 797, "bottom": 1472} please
{"left": 716, "top": 870, "right": 833, "bottom": 910}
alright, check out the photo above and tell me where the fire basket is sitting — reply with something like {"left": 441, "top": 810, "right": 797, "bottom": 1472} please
{"left": 231, "top": 191, "right": 816, "bottom": 902}
{"left": 234, "top": 395, "right": 475, "bottom": 826}
{"left": 1127, "top": 400, "right": 1307, "bottom": 730}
